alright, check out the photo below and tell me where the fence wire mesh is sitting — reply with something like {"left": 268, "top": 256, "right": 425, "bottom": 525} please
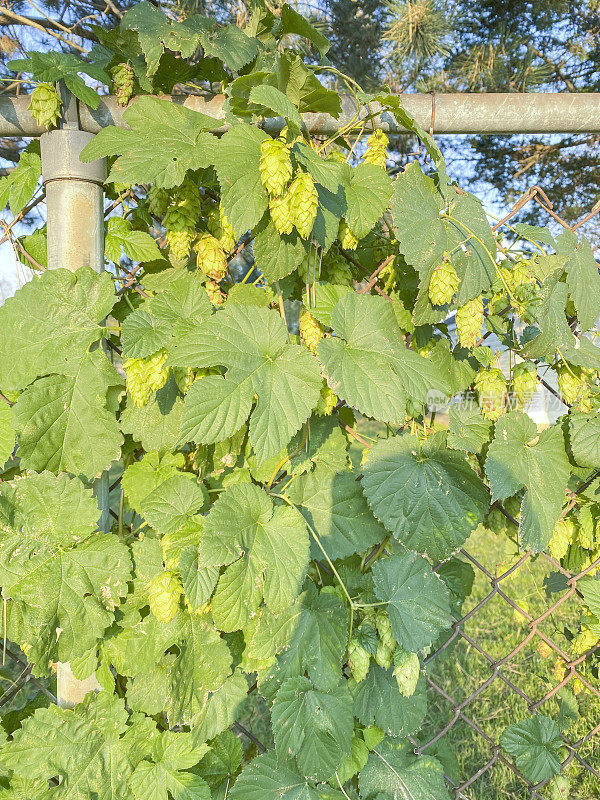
{"left": 1, "top": 167, "right": 600, "bottom": 800}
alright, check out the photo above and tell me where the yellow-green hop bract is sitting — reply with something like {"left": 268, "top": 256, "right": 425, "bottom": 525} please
{"left": 323, "top": 252, "right": 353, "bottom": 286}
{"left": 456, "top": 295, "right": 484, "bottom": 349}
{"left": 315, "top": 382, "right": 337, "bottom": 416}
{"left": 289, "top": 170, "right": 318, "bottom": 239}
{"left": 339, "top": 218, "right": 359, "bottom": 250}
{"left": 148, "top": 570, "right": 182, "bottom": 624}
{"left": 428, "top": 254, "right": 460, "bottom": 306}
{"left": 195, "top": 232, "right": 226, "bottom": 280}
{"left": 163, "top": 178, "right": 201, "bottom": 261}
{"left": 123, "top": 349, "right": 169, "bottom": 407}
{"left": 347, "top": 638, "right": 370, "bottom": 683}
{"left": 269, "top": 192, "right": 294, "bottom": 235}
{"left": 363, "top": 128, "right": 389, "bottom": 169}
{"left": 375, "top": 609, "right": 394, "bottom": 669}
{"left": 393, "top": 649, "right": 420, "bottom": 697}
{"left": 548, "top": 517, "right": 576, "bottom": 560}
{"left": 474, "top": 367, "right": 506, "bottom": 421}
{"left": 511, "top": 360, "right": 538, "bottom": 408}
{"left": 111, "top": 62, "right": 134, "bottom": 107}
{"left": 207, "top": 203, "right": 236, "bottom": 252}
{"left": 259, "top": 138, "right": 293, "bottom": 196}
{"left": 28, "top": 83, "right": 61, "bottom": 130}
{"left": 299, "top": 309, "right": 323, "bottom": 353}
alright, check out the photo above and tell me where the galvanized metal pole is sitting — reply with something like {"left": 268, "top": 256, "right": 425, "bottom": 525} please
{"left": 40, "top": 85, "right": 108, "bottom": 708}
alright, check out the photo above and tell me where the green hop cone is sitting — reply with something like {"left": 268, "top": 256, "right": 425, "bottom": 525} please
{"left": 571, "top": 627, "right": 598, "bottom": 656}
{"left": 195, "top": 232, "right": 226, "bottom": 280}
{"left": 393, "top": 649, "right": 420, "bottom": 697}
{"left": 315, "top": 382, "right": 337, "bottom": 416}
{"left": 123, "top": 349, "right": 169, "bottom": 407}
{"left": 207, "top": 203, "right": 236, "bottom": 252}
{"left": 347, "top": 638, "right": 371, "bottom": 683}
{"left": 339, "top": 218, "right": 359, "bottom": 250}
{"left": 269, "top": 192, "right": 294, "bottom": 235}
{"left": 299, "top": 309, "right": 323, "bottom": 353}
{"left": 259, "top": 138, "right": 293, "bottom": 197}
{"left": 363, "top": 128, "right": 389, "bottom": 170}
{"left": 148, "top": 570, "right": 182, "bottom": 624}
{"left": 375, "top": 609, "right": 394, "bottom": 668}
{"left": 474, "top": 367, "right": 506, "bottom": 422}
{"left": 28, "top": 83, "right": 61, "bottom": 130}
{"left": 205, "top": 279, "right": 225, "bottom": 306}
{"left": 557, "top": 364, "right": 588, "bottom": 406}
{"left": 548, "top": 518, "right": 576, "bottom": 560}
{"left": 549, "top": 775, "right": 570, "bottom": 800}
{"left": 323, "top": 252, "right": 353, "bottom": 286}
{"left": 147, "top": 186, "right": 170, "bottom": 217}
{"left": 428, "top": 254, "right": 460, "bottom": 306}
{"left": 173, "top": 366, "right": 194, "bottom": 394}
{"left": 111, "top": 62, "right": 134, "bottom": 107}
{"left": 289, "top": 170, "right": 318, "bottom": 240}
{"left": 456, "top": 295, "right": 484, "bottom": 349}
{"left": 163, "top": 178, "right": 201, "bottom": 261}
{"left": 511, "top": 360, "right": 538, "bottom": 408}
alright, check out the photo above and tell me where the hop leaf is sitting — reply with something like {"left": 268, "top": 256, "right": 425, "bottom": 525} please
{"left": 363, "top": 128, "right": 388, "bottom": 170}
{"left": 259, "top": 138, "right": 293, "bottom": 197}
{"left": 28, "top": 83, "right": 61, "bottom": 130}
{"left": 474, "top": 367, "right": 507, "bottom": 422}
{"left": 123, "top": 349, "right": 170, "bottom": 407}
{"left": 455, "top": 295, "right": 484, "bottom": 349}
{"left": 428, "top": 254, "right": 460, "bottom": 306}
{"left": 111, "top": 62, "right": 134, "bottom": 107}
{"left": 195, "top": 233, "right": 226, "bottom": 280}
{"left": 148, "top": 570, "right": 183, "bottom": 624}
{"left": 289, "top": 170, "right": 318, "bottom": 239}
{"left": 298, "top": 309, "right": 323, "bottom": 352}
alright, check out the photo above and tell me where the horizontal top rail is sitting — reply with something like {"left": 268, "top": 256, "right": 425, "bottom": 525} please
{"left": 1, "top": 92, "right": 600, "bottom": 138}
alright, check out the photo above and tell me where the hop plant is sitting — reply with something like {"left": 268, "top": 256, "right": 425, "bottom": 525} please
{"left": 205, "top": 279, "right": 225, "bottom": 306}
{"left": 111, "top": 62, "right": 135, "bottom": 107}
{"left": 548, "top": 517, "right": 576, "bottom": 560}
{"left": 537, "top": 640, "right": 552, "bottom": 658}
{"left": 289, "top": 170, "right": 318, "bottom": 239}
{"left": 299, "top": 309, "right": 323, "bottom": 353}
{"left": 511, "top": 361, "right": 538, "bottom": 408}
{"left": 259, "top": 138, "right": 293, "bottom": 196}
{"left": 147, "top": 186, "right": 170, "bottom": 218}
{"left": 315, "top": 382, "right": 337, "bottom": 416}
{"left": 148, "top": 570, "right": 182, "bottom": 624}
{"left": 269, "top": 192, "right": 294, "bottom": 235}
{"left": 375, "top": 609, "right": 394, "bottom": 669}
{"left": 455, "top": 296, "right": 484, "bottom": 348}
{"left": 552, "top": 657, "right": 566, "bottom": 684}
{"left": 123, "top": 349, "right": 169, "bottom": 407}
{"left": 347, "top": 638, "right": 370, "bottom": 683}
{"left": 173, "top": 366, "right": 194, "bottom": 394}
{"left": 339, "top": 219, "right": 359, "bottom": 250}
{"left": 428, "top": 253, "right": 460, "bottom": 306}
{"left": 571, "top": 627, "right": 598, "bottom": 656}
{"left": 28, "top": 83, "right": 61, "bottom": 130}
{"left": 363, "top": 128, "right": 389, "bottom": 170}
{"left": 393, "top": 649, "right": 420, "bottom": 697}
{"left": 163, "top": 179, "right": 201, "bottom": 261}
{"left": 195, "top": 233, "right": 227, "bottom": 280}
{"left": 323, "top": 252, "right": 353, "bottom": 286}
{"left": 557, "top": 364, "right": 590, "bottom": 408}
{"left": 207, "top": 203, "right": 236, "bottom": 252}
{"left": 474, "top": 367, "right": 506, "bottom": 421}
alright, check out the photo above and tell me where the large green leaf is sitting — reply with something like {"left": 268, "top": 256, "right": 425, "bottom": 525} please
{"left": 140, "top": 473, "right": 208, "bottom": 535}
{"left": 0, "top": 150, "right": 41, "bottom": 215}
{"left": 0, "top": 472, "right": 130, "bottom": 670}
{"left": 80, "top": 97, "right": 217, "bottom": 188}
{"left": 8, "top": 51, "right": 107, "bottom": 108}
{"left": 252, "top": 218, "right": 308, "bottom": 282}
{"left": 0, "top": 403, "right": 15, "bottom": 466}
{"left": 129, "top": 731, "right": 210, "bottom": 800}
{"left": 358, "top": 738, "right": 450, "bottom": 800}
{"left": 352, "top": 667, "right": 427, "bottom": 738}
{"left": 198, "top": 483, "right": 309, "bottom": 629}
{"left": 372, "top": 552, "right": 452, "bottom": 652}
{"left": 271, "top": 676, "right": 353, "bottom": 781}
{"left": 0, "top": 267, "right": 115, "bottom": 393}
{"left": 342, "top": 162, "right": 392, "bottom": 239}
{"left": 500, "top": 715, "right": 563, "bottom": 783}
{"left": 485, "top": 412, "right": 570, "bottom": 551}
{"left": 318, "top": 293, "right": 447, "bottom": 425}
{"left": 13, "top": 349, "right": 123, "bottom": 480}
{"left": 556, "top": 230, "right": 600, "bottom": 331}
{"left": 174, "top": 304, "right": 322, "bottom": 462}
{"left": 105, "top": 217, "right": 162, "bottom": 265}
{"left": 361, "top": 432, "right": 489, "bottom": 561}
{"left": 121, "top": 1, "right": 200, "bottom": 75}
{"left": 569, "top": 412, "right": 600, "bottom": 468}
{"left": 120, "top": 376, "right": 183, "bottom": 454}
{"left": 448, "top": 404, "right": 493, "bottom": 454}
{"left": 288, "top": 464, "right": 386, "bottom": 561}
{"left": 214, "top": 124, "right": 269, "bottom": 237}
{"left": 229, "top": 752, "right": 342, "bottom": 800}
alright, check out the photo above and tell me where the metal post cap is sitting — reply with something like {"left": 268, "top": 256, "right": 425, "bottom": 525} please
{"left": 41, "top": 128, "right": 106, "bottom": 184}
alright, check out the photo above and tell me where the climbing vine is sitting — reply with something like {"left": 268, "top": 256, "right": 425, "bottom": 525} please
{"left": 0, "top": 3, "right": 599, "bottom": 798}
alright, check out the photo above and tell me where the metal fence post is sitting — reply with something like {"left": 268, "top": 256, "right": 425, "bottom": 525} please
{"left": 40, "top": 85, "right": 108, "bottom": 708}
